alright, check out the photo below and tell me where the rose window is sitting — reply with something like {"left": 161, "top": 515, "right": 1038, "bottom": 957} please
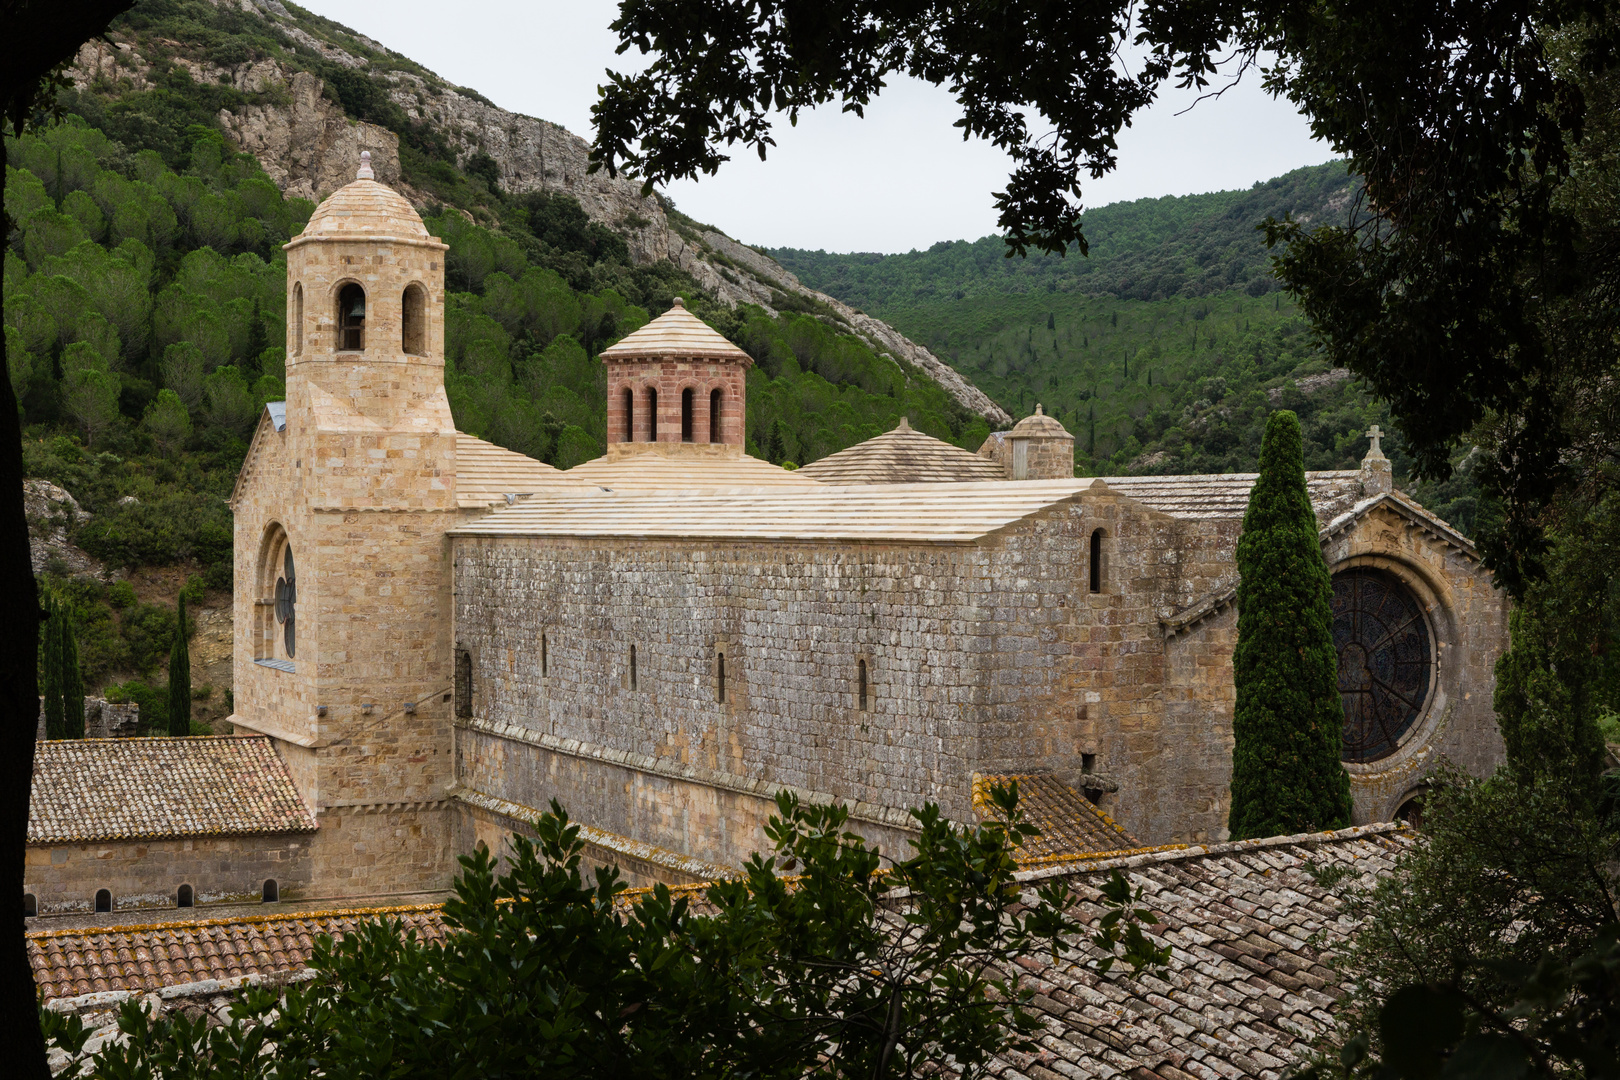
{"left": 1332, "top": 568, "right": 1433, "bottom": 763}
{"left": 275, "top": 546, "right": 297, "bottom": 659}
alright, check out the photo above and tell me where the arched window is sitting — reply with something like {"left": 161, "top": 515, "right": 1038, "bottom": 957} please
{"left": 258, "top": 526, "right": 296, "bottom": 665}
{"left": 1088, "top": 529, "right": 1104, "bottom": 594}
{"left": 263, "top": 879, "right": 279, "bottom": 903}
{"left": 857, "top": 659, "right": 868, "bottom": 711}
{"left": 177, "top": 883, "right": 194, "bottom": 908}
{"left": 646, "top": 387, "right": 658, "bottom": 441}
{"left": 629, "top": 645, "right": 638, "bottom": 691}
{"left": 402, "top": 283, "right": 427, "bottom": 355}
{"left": 337, "top": 283, "right": 366, "bottom": 352}
{"left": 681, "top": 387, "right": 695, "bottom": 442}
{"left": 292, "top": 283, "right": 303, "bottom": 356}
{"left": 716, "top": 650, "right": 726, "bottom": 704}
{"left": 23, "top": 893, "right": 37, "bottom": 918}
{"left": 95, "top": 889, "right": 112, "bottom": 914}
{"left": 710, "top": 389, "right": 723, "bottom": 444}
{"left": 275, "top": 542, "right": 297, "bottom": 659}
{"left": 622, "top": 388, "right": 634, "bottom": 443}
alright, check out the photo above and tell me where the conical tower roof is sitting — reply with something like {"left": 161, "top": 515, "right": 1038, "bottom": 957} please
{"left": 600, "top": 298, "right": 752, "bottom": 362}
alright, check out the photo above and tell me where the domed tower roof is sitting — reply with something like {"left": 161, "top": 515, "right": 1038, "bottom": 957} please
{"left": 298, "top": 152, "right": 429, "bottom": 241}
{"left": 600, "top": 298, "right": 751, "bottom": 362}
{"left": 1009, "top": 403, "right": 1070, "bottom": 438}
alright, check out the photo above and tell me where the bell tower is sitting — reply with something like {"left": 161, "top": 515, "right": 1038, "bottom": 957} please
{"left": 231, "top": 152, "right": 460, "bottom": 898}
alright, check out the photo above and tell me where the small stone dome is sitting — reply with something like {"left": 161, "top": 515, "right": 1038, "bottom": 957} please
{"left": 300, "top": 172, "right": 429, "bottom": 241}
{"left": 1009, "top": 403, "right": 1070, "bottom": 437}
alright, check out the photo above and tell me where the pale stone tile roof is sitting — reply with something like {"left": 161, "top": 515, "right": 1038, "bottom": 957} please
{"left": 598, "top": 298, "right": 752, "bottom": 361}
{"left": 973, "top": 772, "right": 1145, "bottom": 867}
{"left": 33, "top": 822, "right": 1413, "bottom": 1080}
{"left": 1098, "top": 470, "right": 1364, "bottom": 522}
{"left": 558, "top": 449, "right": 821, "bottom": 492}
{"left": 29, "top": 737, "right": 317, "bottom": 845}
{"left": 29, "top": 903, "right": 445, "bottom": 1001}
{"left": 449, "top": 478, "right": 1090, "bottom": 542}
{"left": 1008, "top": 403, "right": 1071, "bottom": 437}
{"left": 797, "top": 418, "right": 1007, "bottom": 485}
{"left": 293, "top": 178, "right": 433, "bottom": 242}
{"left": 454, "top": 433, "right": 564, "bottom": 508}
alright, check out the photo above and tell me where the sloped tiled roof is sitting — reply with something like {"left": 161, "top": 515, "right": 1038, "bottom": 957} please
{"left": 29, "top": 904, "right": 445, "bottom": 1001}
{"left": 798, "top": 418, "right": 1007, "bottom": 485}
{"left": 973, "top": 772, "right": 1147, "bottom": 867}
{"left": 34, "top": 823, "right": 1413, "bottom": 1080}
{"left": 30, "top": 737, "right": 317, "bottom": 844}
{"left": 598, "top": 299, "right": 752, "bottom": 361}
{"left": 561, "top": 448, "right": 819, "bottom": 491}
{"left": 1097, "top": 471, "right": 1364, "bottom": 523}
{"left": 455, "top": 432, "right": 565, "bottom": 508}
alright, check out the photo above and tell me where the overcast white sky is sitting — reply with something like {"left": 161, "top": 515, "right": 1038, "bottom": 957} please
{"left": 302, "top": 0, "right": 1333, "bottom": 254}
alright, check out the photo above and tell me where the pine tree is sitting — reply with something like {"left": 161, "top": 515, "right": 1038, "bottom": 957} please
{"left": 61, "top": 616, "right": 84, "bottom": 739}
{"left": 41, "top": 596, "right": 64, "bottom": 740}
{"left": 1227, "top": 410, "right": 1351, "bottom": 840}
{"left": 169, "top": 593, "right": 192, "bottom": 737}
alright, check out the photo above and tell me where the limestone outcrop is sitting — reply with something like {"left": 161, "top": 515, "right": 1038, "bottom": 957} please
{"left": 67, "top": 3, "right": 1011, "bottom": 424}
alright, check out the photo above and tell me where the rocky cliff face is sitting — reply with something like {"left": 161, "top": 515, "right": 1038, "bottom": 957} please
{"left": 69, "top": 0, "right": 1010, "bottom": 425}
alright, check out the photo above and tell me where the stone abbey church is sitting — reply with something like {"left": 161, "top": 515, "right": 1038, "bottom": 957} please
{"left": 26, "top": 167, "right": 1509, "bottom": 916}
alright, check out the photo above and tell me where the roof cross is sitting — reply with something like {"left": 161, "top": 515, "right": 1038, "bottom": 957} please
{"left": 1365, "top": 424, "right": 1386, "bottom": 459}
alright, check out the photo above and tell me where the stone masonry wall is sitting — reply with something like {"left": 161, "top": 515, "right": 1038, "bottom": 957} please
{"left": 25, "top": 835, "right": 312, "bottom": 916}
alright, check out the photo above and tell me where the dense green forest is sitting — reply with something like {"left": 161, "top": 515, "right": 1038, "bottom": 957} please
{"left": 4, "top": 0, "right": 988, "bottom": 713}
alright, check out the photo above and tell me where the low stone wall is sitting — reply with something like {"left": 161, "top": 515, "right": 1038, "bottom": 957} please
{"left": 25, "top": 833, "right": 313, "bottom": 916}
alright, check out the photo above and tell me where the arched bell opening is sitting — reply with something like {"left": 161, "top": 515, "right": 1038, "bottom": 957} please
{"left": 337, "top": 282, "right": 366, "bottom": 352}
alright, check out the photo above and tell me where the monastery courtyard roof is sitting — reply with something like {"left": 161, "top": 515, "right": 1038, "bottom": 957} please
{"left": 35, "top": 823, "right": 1412, "bottom": 1078}
{"left": 30, "top": 737, "right": 317, "bottom": 845}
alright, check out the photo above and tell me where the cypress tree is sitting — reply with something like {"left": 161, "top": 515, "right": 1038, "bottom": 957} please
{"left": 1228, "top": 410, "right": 1352, "bottom": 839}
{"left": 61, "top": 615, "right": 84, "bottom": 739}
{"left": 169, "top": 593, "right": 192, "bottom": 737}
{"left": 41, "top": 596, "right": 64, "bottom": 740}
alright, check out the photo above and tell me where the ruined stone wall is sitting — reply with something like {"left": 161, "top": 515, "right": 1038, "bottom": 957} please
{"left": 25, "top": 835, "right": 312, "bottom": 916}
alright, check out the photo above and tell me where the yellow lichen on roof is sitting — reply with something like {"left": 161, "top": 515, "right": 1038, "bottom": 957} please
{"left": 972, "top": 772, "right": 1145, "bottom": 866}
{"left": 598, "top": 298, "right": 752, "bottom": 362}
{"left": 798, "top": 417, "right": 1007, "bottom": 485}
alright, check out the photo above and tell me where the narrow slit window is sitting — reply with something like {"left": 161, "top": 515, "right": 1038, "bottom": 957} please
{"left": 1089, "top": 529, "right": 1103, "bottom": 594}
{"left": 646, "top": 388, "right": 658, "bottom": 441}
{"left": 622, "top": 388, "right": 635, "bottom": 442}
{"left": 541, "top": 633, "right": 548, "bottom": 678}
{"left": 292, "top": 283, "right": 303, "bottom": 355}
{"left": 454, "top": 649, "right": 472, "bottom": 718}
{"left": 681, "top": 387, "right": 694, "bottom": 442}
{"left": 177, "top": 883, "right": 194, "bottom": 908}
{"left": 95, "top": 889, "right": 112, "bottom": 914}
{"left": 402, "top": 283, "right": 427, "bottom": 355}
{"left": 262, "top": 879, "right": 279, "bottom": 903}
{"left": 857, "top": 658, "right": 868, "bottom": 711}
{"left": 629, "top": 645, "right": 638, "bottom": 691}
{"left": 716, "top": 651, "right": 726, "bottom": 703}
{"left": 337, "top": 283, "right": 366, "bottom": 351}
{"left": 710, "top": 389, "right": 722, "bottom": 443}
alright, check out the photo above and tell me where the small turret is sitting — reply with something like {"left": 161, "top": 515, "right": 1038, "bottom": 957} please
{"left": 977, "top": 404, "right": 1076, "bottom": 480}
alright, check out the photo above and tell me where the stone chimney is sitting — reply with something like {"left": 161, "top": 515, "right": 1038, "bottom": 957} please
{"left": 1360, "top": 424, "right": 1393, "bottom": 495}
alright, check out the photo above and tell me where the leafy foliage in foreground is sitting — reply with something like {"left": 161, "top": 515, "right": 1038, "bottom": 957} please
{"left": 41, "top": 787, "right": 1169, "bottom": 1078}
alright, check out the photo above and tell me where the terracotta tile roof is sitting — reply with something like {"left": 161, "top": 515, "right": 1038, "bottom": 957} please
{"left": 30, "top": 737, "right": 317, "bottom": 844}
{"left": 29, "top": 904, "right": 445, "bottom": 1001}
{"left": 598, "top": 298, "right": 752, "bottom": 361}
{"left": 455, "top": 432, "right": 565, "bottom": 508}
{"left": 560, "top": 448, "right": 820, "bottom": 491}
{"left": 974, "top": 772, "right": 1148, "bottom": 867}
{"left": 35, "top": 824, "right": 1413, "bottom": 1080}
{"left": 798, "top": 418, "right": 1008, "bottom": 484}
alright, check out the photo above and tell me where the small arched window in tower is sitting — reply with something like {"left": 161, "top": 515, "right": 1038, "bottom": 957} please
{"left": 275, "top": 544, "right": 297, "bottom": 659}
{"left": 454, "top": 648, "right": 472, "bottom": 718}
{"left": 646, "top": 387, "right": 658, "bottom": 441}
{"left": 622, "top": 388, "right": 635, "bottom": 443}
{"left": 292, "top": 282, "right": 304, "bottom": 356}
{"left": 338, "top": 283, "right": 366, "bottom": 351}
{"left": 1088, "top": 529, "right": 1104, "bottom": 594}
{"left": 629, "top": 645, "right": 638, "bottom": 691}
{"left": 95, "top": 889, "right": 112, "bottom": 914}
{"left": 710, "top": 389, "right": 723, "bottom": 444}
{"left": 402, "top": 283, "right": 427, "bottom": 355}
{"left": 262, "top": 879, "right": 279, "bottom": 903}
{"left": 857, "top": 658, "right": 868, "bottom": 711}
{"left": 716, "top": 650, "right": 727, "bottom": 704}
{"left": 681, "top": 387, "right": 695, "bottom": 442}
{"left": 177, "top": 883, "right": 194, "bottom": 908}
{"left": 24, "top": 893, "right": 37, "bottom": 918}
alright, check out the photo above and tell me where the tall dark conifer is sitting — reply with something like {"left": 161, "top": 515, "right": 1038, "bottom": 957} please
{"left": 168, "top": 593, "right": 191, "bottom": 737}
{"left": 61, "top": 614, "right": 83, "bottom": 739}
{"left": 1228, "top": 410, "right": 1351, "bottom": 839}
{"left": 40, "top": 597, "right": 63, "bottom": 740}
